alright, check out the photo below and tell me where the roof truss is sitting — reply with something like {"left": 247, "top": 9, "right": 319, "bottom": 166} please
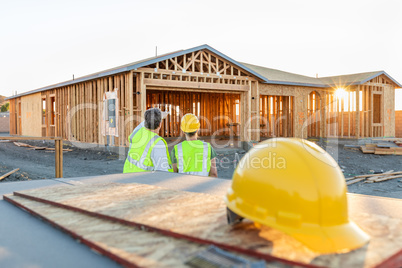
{"left": 141, "top": 49, "right": 254, "bottom": 79}
{"left": 364, "top": 73, "right": 400, "bottom": 88}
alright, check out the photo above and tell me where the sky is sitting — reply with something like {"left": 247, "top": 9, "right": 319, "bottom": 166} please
{"left": 1, "top": 0, "right": 401, "bottom": 109}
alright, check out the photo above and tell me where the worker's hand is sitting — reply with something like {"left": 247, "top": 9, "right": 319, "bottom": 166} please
{"left": 161, "top": 111, "right": 170, "bottom": 119}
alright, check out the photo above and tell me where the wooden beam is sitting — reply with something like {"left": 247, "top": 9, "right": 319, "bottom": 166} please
{"left": 341, "top": 94, "right": 344, "bottom": 138}
{"left": 144, "top": 79, "right": 248, "bottom": 92}
{"left": 141, "top": 68, "right": 253, "bottom": 81}
{"left": 328, "top": 94, "right": 332, "bottom": 137}
{"left": 370, "top": 86, "right": 373, "bottom": 137}
{"left": 200, "top": 52, "right": 204, "bottom": 73}
{"left": 128, "top": 71, "right": 134, "bottom": 133}
{"left": 208, "top": 53, "right": 211, "bottom": 73}
{"left": 320, "top": 92, "right": 325, "bottom": 137}
{"left": 355, "top": 86, "right": 360, "bottom": 139}
{"left": 184, "top": 51, "right": 201, "bottom": 71}
{"left": 80, "top": 83, "right": 84, "bottom": 142}
{"left": 55, "top": 139, "right": 63, "bottom": 178}
{"left": 251, "top": 81, "right": 260, "bottom": 141}
{"left": 140, "top": 72, "right": 146, "bottom": 119}
{"left": 88, "top": 81, "right": 93, "bottom": 143}
{"left": 169, "top": 58, "right": 181, "bottom": 71}
{"left": 316, "top": 93, "right": 319, "bottom": 137}
{"left": 347, "top": 90, "right": 350, "bottom": 138}
{"left": 97, "top": 79, "right": 102, "bottom": 145}
{"left": 220, "top": 63, "right": 230, "bottom": 75}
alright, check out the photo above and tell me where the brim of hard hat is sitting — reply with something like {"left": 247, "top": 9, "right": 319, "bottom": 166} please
{"left": 225, "top": 198, "right": 369, "bottom": 254}
{"left": 181, "top": 127, "right": 199, "bottom": 133}
{"left": 290, "top": 221, "right": 370, "bottom": 253}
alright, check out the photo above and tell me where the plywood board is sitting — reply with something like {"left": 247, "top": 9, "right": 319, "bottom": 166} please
{"left": 383, "top": 84, "right": 395, "bottom": 137}
{"left": 4, "top": 195, "right": 209, "bottom": 268}
{"left": 21, "top": 93, "right": 42, "bottom": 137}
{"left": 11, "top": 182, "right": 402, "bottom": 268}
{"left": 259, "top": 84, "right": 296, "bottom": 96}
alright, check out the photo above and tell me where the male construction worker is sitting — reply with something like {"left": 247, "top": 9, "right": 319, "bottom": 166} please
{"left": 171, "top": 113, "right": 218, "bottom": 177}
{"left": 123, "top": 108, "right": 173, "bottom": 173}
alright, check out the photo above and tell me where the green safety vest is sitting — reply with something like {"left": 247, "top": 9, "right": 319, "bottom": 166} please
{"left": 123, "top": 127, "right": 173, "bottom": 173}
{"left": 174, "top": 140, "right": 211, "bottom": 176}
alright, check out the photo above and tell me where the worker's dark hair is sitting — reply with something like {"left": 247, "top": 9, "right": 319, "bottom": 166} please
{"left": 185, "top": 131, "right": 197, "bottom": 137}
{"left": 144, "top": 108, "right": 162, "bottom": 130}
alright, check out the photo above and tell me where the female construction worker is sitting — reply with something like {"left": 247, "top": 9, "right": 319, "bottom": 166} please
{"left": 171, "top": 113, "right": 218, "bottom": 177}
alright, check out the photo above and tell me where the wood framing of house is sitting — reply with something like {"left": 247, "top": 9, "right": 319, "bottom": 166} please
{"left": 6, "top": 44, "right": 401, "bottom": 146}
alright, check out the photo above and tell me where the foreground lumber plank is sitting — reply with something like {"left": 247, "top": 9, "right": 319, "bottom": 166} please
{"left": 4, "top": 195, "right": 209, "bottom": 268}
{"left": 8, "top": 182, "right": 402, "bottom": 268}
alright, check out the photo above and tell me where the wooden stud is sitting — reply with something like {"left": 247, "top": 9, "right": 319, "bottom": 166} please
{"left": 328, "top": 93, "right": 332, "bottom": 137}
{"left": 341, "top": 93, "right": 344, "bottom": 138}
{"left": 355, "top": 86, "right": 360, "bottom": 139}
{"left": 97, "top": 79, "right": 102, "bottom": 145}
{"left": 127, "top": 71, "right": 134, "bottom": 135}
{"left": 348, "top": 90, "right": 351, "bottom": 138}
{"left": 208, "top": 53, "right": 211, "bottom": 74}
{"left": 55, "top": 139, "right": 63, "bottom": 178}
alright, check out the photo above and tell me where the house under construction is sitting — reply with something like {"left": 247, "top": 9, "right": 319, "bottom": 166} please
{"left": 6, "top": 44, "right": 401, "bottom": 146}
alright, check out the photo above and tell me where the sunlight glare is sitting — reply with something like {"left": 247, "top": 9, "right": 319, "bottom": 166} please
{"left": 335, "top": 88, "right": 347, "bottom": 99}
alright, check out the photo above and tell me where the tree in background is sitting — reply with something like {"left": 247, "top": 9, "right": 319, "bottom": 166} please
{"left": 1, "top": 102, "right": 9, "bottom": 112}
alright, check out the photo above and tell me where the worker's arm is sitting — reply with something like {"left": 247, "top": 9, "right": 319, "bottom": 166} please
{"left": 209, "top": 157, "right": 218, "bottom": 177}
{"left": 172, "top": 163, "right": 178, "bottom": 173}
{"left": 151, "top": 140, "right": 172, "bottom": 172}
{"left": 170, "top": 148, "right": 178, "bottom": 173}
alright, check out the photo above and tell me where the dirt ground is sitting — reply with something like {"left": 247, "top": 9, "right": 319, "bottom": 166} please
{"left": 0, "top": 138, "right": 401, "bottom": 199}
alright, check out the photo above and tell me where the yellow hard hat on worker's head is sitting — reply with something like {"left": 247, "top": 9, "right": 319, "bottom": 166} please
{"left": 180, "top": 113, "right": 200, "bottom": 133}
{"left": 225, "top": 138, "right": 369, "bottom": 254}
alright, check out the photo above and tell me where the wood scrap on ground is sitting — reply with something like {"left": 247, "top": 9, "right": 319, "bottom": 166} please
{"left": 13, "top": 141, "right": 72, "bottom": 152}
{"left": 343, "top": 145, "right": 360, "bottom": 152}
{"left": 346, "top": 170, "right": 402, "bottom": 185}
{"left": 0, "top": 168, "right": 20, "bottom": 181}
{"left": 13, "top": 142, "right": 31, "bottom": 147}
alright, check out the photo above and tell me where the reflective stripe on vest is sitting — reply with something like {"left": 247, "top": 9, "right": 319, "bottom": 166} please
{"left": 177, "top": 141, "right": 209, "bottom": 176}
{"left": 126, "top": 135, "right": 160, "bottom": 171}
{"left": 124, "top": 126, "right": 172, "bottom": 173}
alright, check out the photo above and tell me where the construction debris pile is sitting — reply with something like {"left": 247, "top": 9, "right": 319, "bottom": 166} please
{"left": 360, "top": 139, "right": 402, "bottom": 155}
{"left": 346, "top": 170, "right": 402, "bottom": 185}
